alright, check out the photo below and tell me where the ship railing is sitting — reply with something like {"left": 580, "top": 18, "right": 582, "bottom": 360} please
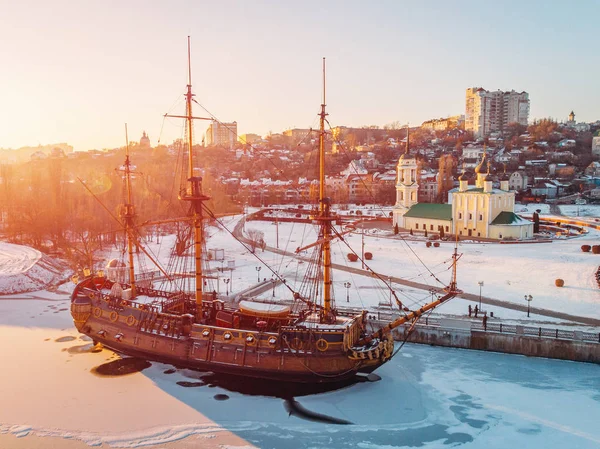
{"left": 344, "top": 316, "right": 364, "bottom": 350}
{"left": 161, "top": 293, "right": 189, "bottom": 312}
{"left": 135, "top": 286, "right": 172, "bottom": 298}
{"left": 139, "top": 311, "right": 189, "bottom": 338}
{"left": 81, "top": 286, "right": 162, "bottom": 314}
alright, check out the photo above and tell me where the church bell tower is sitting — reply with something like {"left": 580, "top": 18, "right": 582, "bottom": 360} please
{"left": 393, "top": 127, "right": 418, "bottom": 228}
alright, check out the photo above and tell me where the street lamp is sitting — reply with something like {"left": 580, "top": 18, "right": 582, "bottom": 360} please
{"left": 224, "top": 278, "right": 230, "bottom": 295}
{"left": 255, "top": 266, "right": 262, "bottom": 282}
{"left": 344, "top": 282, "right": 351, "bottom": 302}
{"left": 525, "top": 294, "right": 533, "bottom": 317}
{"left": 478, "top": 281, "right": 484, "bottom": 310}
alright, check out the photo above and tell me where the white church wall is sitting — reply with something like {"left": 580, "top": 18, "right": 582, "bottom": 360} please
{"left": 488, "top": 223, "right": 534, "bottom": 240}
{"left": 404, "top": 217, "right": 451, "bottom": 234}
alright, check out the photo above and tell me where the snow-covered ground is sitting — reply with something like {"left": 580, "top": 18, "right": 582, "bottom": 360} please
{"left": 558, "top": 204, "right": 600, "bottom": 219}
{"left": 233, "top": 216, "right": 600, "bottom": 321}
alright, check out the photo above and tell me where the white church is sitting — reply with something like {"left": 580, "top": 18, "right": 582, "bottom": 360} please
{"left": 392, "top": 141, "right": 533, "bottom": 240}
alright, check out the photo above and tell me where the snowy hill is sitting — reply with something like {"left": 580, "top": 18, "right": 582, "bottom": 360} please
{"left": 0, "top": 242, "right": 69, "bottom": 294}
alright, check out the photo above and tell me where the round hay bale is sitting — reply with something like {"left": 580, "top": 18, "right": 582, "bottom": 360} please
{"left": 555, "top": 279, "right": 565, "bottom": 287}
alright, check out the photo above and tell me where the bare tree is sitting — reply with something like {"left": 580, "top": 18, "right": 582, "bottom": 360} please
{"left": 246, "top": 229, "right": 265, "bottom": 254}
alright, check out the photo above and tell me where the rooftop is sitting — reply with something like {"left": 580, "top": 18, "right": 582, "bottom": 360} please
{"left": 404, "top": 203, "right": 452, "bottom": 221}
{"left": 491, "top": 211, "right": 531, "bottom": 226}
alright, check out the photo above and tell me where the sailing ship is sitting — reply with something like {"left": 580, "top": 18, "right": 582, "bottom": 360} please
{"left": 70, "top": 39, "right": 461, "bottom": 383}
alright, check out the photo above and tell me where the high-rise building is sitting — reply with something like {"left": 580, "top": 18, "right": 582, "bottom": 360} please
{"left": 205, "top": 120, "right": 238, "bottom": 148}
{"left": 465, "top": 88, "right": 529, "bottom": 138}
{"left": 592, "top": 130, "right": 600, "bottom": 159}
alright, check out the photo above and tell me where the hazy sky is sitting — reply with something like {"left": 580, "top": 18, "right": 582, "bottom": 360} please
{"left": 1, "top": 0, "right": 598, "bottom": 151}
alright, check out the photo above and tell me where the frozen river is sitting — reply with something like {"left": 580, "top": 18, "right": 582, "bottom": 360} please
{"left": 1, "top": 294, "right": 599, "bottom": 449}
{"left": 143, "top": 344, "right": 600, "bottom": 449}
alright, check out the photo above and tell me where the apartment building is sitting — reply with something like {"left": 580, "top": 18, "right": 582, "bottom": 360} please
{"left": 465, "top": 88, "right": 529, "bottom": 138}
{"left": 205, "top": 120, "right": 238, "bottom": 148}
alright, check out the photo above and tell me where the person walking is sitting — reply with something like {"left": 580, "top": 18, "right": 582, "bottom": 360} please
{"left": 468, "top": 304, "right": 472, "bottom": 317}
{"left": 482, "top": 313, "right": 488, "bottom": 330}
{"left": 474, "top": 305, "right": 478, "bottom": 318}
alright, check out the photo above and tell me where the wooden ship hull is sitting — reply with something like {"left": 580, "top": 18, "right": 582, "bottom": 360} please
{"left": 71, "top": 277, "right": 395, "bottom": 383}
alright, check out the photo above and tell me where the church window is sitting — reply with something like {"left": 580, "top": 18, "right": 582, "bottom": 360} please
{"left": 430, "top": 224, "right": 434, "bottom": 230}
{"left": 469, "top": 213, "right": 472, "bottom": 220}
{"left": 415, "top": 223, "right": 419, "bottom": 229}
{"left": 445, "top": 226, "right": 449, "bottom": 232}
{"left": 477, "top": 232, "right": 481, "bottom": 237}
{"left": 459, "top": 213, "right": 462, "bottom": 219}
{"left": 479, "top": 214, "right": 483, "bottom": 221}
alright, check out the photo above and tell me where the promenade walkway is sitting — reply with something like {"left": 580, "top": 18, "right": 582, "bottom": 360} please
{"left": 234, "top": 216, "right": 600, "bottom": 327}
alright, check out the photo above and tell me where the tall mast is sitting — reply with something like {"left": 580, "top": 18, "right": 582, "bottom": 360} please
{"left": 123, "top": 123, "right": 136, "bottom": 296}
{"left": 318, "top": 57, "right": 333, "bottom": 318}
{"left": 188, "top": 36, "right": 205, "bottom": 317}
{"left": 165, "top": 36, "right": 210, "bottom": 319}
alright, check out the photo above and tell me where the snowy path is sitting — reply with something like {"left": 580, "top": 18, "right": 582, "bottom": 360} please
{"left": 0, "top": 242, "right": 41, "bottom": 275}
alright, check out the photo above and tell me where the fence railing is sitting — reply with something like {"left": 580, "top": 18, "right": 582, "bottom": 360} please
{"left": 243, "top": 299, "right": 600, "bottom": 344}
{"left": 384, "top": 315, "right": 600, "bottom": 344}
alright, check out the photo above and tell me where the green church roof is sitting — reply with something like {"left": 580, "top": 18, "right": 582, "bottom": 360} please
{"left": 491, "top": 211, "right": 530, "bottom": 225}
{"left": 404, "top": 203, "right": 452, "bottom": 221}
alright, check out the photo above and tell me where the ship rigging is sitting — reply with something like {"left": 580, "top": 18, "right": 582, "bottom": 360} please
{"left": 70, "top": 38, "right": 461, "bottom": 383}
